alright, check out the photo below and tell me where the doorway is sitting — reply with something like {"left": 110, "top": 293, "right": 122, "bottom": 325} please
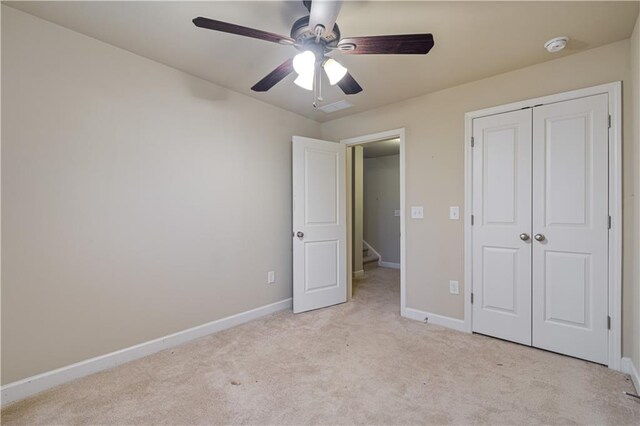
{"left": 342, "top": 129, "right": 406, "bottom": 313}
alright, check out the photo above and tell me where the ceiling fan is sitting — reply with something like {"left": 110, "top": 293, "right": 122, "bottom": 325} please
{"left": 193, "top": 0, "right": 434, "bottom": 104}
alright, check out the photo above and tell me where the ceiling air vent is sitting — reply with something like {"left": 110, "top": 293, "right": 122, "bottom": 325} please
{"left": 317, "top": 100, "right": 353, "bottom": 113}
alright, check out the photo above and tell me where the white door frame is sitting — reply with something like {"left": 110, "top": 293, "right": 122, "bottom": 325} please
{"left": 463, "top": 82, "right": 622, "bottom": 370}
{"left": 341, "top": 129, "right": 407, "bottom": 316}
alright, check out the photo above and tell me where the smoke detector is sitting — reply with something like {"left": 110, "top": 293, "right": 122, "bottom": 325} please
{"left": 544, "top": 36, "right": 569, "bottom": 53}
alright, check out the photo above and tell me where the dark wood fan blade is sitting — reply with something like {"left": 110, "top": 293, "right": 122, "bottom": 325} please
{"left": 251, "top": 58, "right": 295, "bottom": 92}
{"left": 193, "top": 17, "right": 295, "bottom": 45}
{"left": 338, "top": 34, "right": 434, "bottom": 54}
{"left": 337, "top": 72, "right": 362, "bottom": 95}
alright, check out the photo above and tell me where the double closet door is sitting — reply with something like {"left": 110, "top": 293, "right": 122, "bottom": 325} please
{"left": 471, "top": 93, "right": 610, "bottom": 364}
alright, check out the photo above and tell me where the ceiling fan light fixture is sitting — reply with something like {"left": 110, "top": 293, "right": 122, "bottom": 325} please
{"left": 293, "top": 50, "right": 316, "bottom": 76}
{"left": 193, "top": 5, "right": 435, "bottom": 98}
{"left": 294, "top": 72, "right": 314, "bottom": 91}
{"left": 323, "top": 58, "right": 348, "bottom": 85}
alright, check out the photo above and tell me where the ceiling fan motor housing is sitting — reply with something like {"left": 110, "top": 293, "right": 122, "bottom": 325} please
{"left": 291, "top": 16, "right": 341, "bottom": 53}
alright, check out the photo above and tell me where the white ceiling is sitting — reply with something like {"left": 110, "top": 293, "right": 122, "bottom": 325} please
{"left": 5, "top": 1, "right": 639, "bottom": 122}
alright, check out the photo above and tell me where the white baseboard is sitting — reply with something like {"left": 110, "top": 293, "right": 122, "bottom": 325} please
{"left": 1, "top": 298, "right": 292, "bottom": 407}
{"left": 403, "top": 307, "right": 467, "bottom": 332}
{"left": 353, "top": 269, "right": 365, "bottom": 278}
{"left": 621, "top": 357, "right": 640, "bottom": 393}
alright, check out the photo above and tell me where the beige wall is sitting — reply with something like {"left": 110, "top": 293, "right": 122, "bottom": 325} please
{"left": 364, "top": 155, "right": 400, "bottom": 264}
{"left": 630, "top": 12, "right": 640, "bottom": 371}
{"left": 321, "top": 40, "right": 636, "bottom": 360}
{"left": 1, "top": 6, "right": 321, "bottom": 384}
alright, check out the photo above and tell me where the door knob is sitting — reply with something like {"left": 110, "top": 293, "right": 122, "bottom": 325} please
{"left": 296, "top": 231, "right": 304, "bottom": 239}
{"left": 519, "top": 233, "right": 530, "bottom": 241}
{"left": 534, "top": 233, "right": 545, "bottom": 242}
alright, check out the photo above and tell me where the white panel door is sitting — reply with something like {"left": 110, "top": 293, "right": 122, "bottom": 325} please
{"left": 532, "top": 94, "right": 609, "bottom": 364}
{"left": 292, "top": 136, "right": 347, "bottom": 313}
{"left": 472, "top": 109, "right": 533, "bottom": 345}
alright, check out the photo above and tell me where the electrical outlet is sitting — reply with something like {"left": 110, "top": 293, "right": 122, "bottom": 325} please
{"left": 449, "top": 280, "right": 459, "bottom": 295}
{"left": 267, "top": 271, "right": 275, "bottom": 284}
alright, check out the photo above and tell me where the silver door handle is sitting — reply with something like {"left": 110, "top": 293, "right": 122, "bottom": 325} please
{"left": 534, "top": 233, "right": 545, "bottom": 241}
{"left": 296, "top": 231, "right": 304, "bottom": 239}
{"left": 519, "top": 233, "right": 530, "bottom": 241}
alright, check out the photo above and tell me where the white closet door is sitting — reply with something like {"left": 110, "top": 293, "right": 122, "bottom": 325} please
{"left": 532, "top": 94, "right": 609, "bottom": 364}
{"left": 472, "top": 109, "right": 532, "bottom": 345}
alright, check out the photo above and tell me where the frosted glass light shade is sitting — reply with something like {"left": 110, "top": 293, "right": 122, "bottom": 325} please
{"left": 294, "top": 72, "right": 314, "bottom": 91}
{"left": 323, "top": 58, "right": 348, "bottom": 85}
{"left": 293, "top": 51, "right": 316, "bottom": 76}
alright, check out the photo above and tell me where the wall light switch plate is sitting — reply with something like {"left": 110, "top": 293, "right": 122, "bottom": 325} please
{"left": 411, "top": 206, "right": 424, "bottom": 219}
{"left": 449, "top": 206, "right": 460, "bottom": 220}
{"left": 267, "top": 271, "right": 275, "bottom": 284}
{"left": 449, "top": 280, "right": 460, "bottom": 295}
{"left": 394, "top": 209, "right": 401, "bottom": 217}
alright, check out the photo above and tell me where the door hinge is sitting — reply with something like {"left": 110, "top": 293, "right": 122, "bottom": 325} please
{"left": 608, "top": 115, "right": 612, "bottom": 129}
{"left": 471, "top": 137, "right": 475, "bottom": 148}
{"left": 471, "top": 292, "right": 474, "bottom": 304}
{"left": 471, "top": 215, "right": 475, "bottom": 226}
{"left": 607, "top": 315, "right": 611, "bottom": 330}
{"left": 608, "top": 215, "right": 612, "bottom": 229}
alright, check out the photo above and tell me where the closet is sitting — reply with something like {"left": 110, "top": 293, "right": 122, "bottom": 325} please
{"left": 471, "top": 93, "right": 610, "bottom": 364}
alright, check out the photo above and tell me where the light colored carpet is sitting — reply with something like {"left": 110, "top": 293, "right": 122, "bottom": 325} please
{"left": 2, "top": 265, "right": 639, "bottom": 425}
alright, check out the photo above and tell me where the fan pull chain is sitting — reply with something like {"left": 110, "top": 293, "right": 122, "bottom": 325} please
{"left": 312, "top": 60, "right": 323, "bottom": 108}
{"left": 318, "top": 62, "right": 323, "bottom": 102}
{"left": 312, "top": 63, "right": 317, "bottom": 107}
